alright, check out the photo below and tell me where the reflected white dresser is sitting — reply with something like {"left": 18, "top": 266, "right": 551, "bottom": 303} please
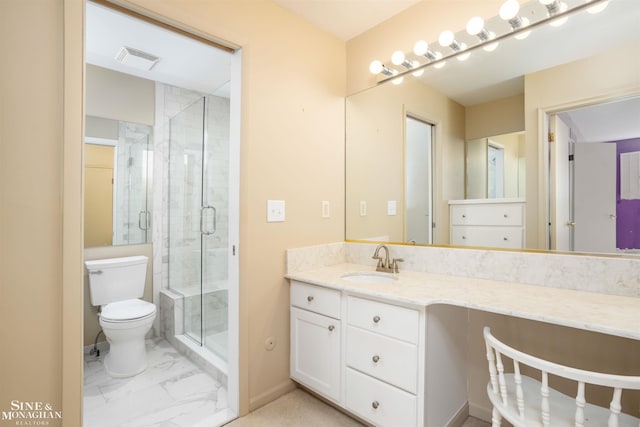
{"left": 449, "top": 198, "right": 525, "bottom": 249}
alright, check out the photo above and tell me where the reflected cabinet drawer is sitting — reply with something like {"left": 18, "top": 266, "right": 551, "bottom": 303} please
{"left": 291, "top": 281, "right": 341, "bottom": 319}
{"left": 345, "top": 368, "right": 417, "bottom": 427}
{"left": 451, "top": 225, "right": 523, "bottom": 249}
{"left": 450, "top": 203, "right": 524, "bottom": 226}
{"left": 347, "top": 296, "right": 419, "bottom": 344}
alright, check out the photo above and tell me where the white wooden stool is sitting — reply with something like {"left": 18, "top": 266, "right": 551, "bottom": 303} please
{"left": 483, "top": 326, "right": 640, "bottom": 427}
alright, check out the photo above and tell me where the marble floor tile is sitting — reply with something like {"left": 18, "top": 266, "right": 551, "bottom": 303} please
{"left": 84, "top": 337, "right": 230, "bottom": 427}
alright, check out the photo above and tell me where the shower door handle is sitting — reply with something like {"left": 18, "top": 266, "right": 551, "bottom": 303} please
{"left": 138, "top": 210, "right": 151, "bottom": 230}
{"left": 200, "top": 206, "right": 217, "bottom": 235}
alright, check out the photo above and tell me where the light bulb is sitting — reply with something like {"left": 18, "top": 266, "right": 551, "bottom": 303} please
{"left": 413, "top": 40, "right": 429, "bottom": 56}
{"left": 369, "top": 60, "right": 383, "bottom": 75}
{"left": 466, "top": 17, "right": 485, "bottom": 36}
{"left": 550, "top": 2, "right": 568, "bottom": 27}
{"left": 539, "top": 0, "right": 555, "bottom": 4}
{"left": 499, "top": 0, "right": 520, "bottom": 20}
{"left": 434, "top": 59, "right": 446, "bottom": 69}
{"left": 392, "top": 76, "right": 404, "bottom": 85}
{"left": 439, "top": 30, "right": 455, "bottom": 47}
{"left": 586, "top": 0, "right": 609, "bottom": 14}
{"left": 514, "top": 17, "right": 531, "bottom": 39}
{"left": 391, "top": 51, "right": 406, "bottom": 66}
{"left": 412, "top": 68, "right": 425, "bottom": 77}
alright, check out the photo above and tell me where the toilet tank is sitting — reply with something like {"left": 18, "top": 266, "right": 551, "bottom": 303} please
{"left": 85, "top": 256, "right": 148, "bottom": 306}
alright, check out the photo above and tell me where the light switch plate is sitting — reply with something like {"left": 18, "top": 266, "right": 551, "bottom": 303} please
{"left": 387, "top": 200, "right": 397, "bottom": 216}
{"left": 267, "top": 200, "right": 285, "bottom": 222}
{"left": 360, "top": 201, "right": 367, "bottom": 216}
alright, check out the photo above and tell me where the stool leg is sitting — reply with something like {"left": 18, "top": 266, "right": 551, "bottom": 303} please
{"left": 492, "top": 406, "right": 502, "bottom": 427}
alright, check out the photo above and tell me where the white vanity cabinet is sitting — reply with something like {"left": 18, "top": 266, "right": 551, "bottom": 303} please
{"left": 344, "top": 296, "right": 421, "bottom": 427}
{"left": 290, "top": 280, "right": 467, "bottom": 427}
{"left": 290, "top": 280, "right": 342, "bottom": 403}
{"left": 449, "top": 198, "right": 525, "bottom": 249}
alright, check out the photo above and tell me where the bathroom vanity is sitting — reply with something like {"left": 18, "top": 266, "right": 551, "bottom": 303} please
{"left": 286, "top": 245, "right": 640, "bottom": 427}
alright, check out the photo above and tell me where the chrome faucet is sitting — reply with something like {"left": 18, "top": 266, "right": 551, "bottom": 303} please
{"left": 372, "top": 244, "right": 404, "bottom": 273}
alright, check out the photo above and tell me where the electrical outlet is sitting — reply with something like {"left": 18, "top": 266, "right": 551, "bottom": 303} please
{"left": 267, "top": 200, "right": 285, "bottom": 222}
{"left": 322, "top": 200, "right": 330, "bottom": 218}
{"left": 387, "top": 200, "right": 397, "bottom": 216}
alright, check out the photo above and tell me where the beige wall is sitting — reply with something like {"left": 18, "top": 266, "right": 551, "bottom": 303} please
{"left": 346, "top": 77, "right": 464, "bottom": 244}
{"left": 86, "top": 63, "right": 155, "bottom": 125}
{"left": 1, "top": 0, "right": 345, "bottom": 424}
{"left": 465, "top": 94, "right": 524, "bottom": 141}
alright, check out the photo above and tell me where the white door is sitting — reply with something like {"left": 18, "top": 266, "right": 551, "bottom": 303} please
{"left": 573, "top": 142, "right": 617, "bottom": 253}
{"left": 549, "top": 114, "right": 571, "bottom": 251}
{"left": 405, "top": 116, "right": 433, "bottom": 244}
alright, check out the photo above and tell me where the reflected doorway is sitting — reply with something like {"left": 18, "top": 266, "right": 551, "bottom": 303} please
{"left": 405, "top": 116, "right": 434, "bottom": 245}
{"left": 547, "top": 95, "right": 640, "bottom": 254}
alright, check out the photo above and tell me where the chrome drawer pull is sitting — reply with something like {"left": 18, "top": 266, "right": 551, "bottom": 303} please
{"left": 372, "top": 401, "right": 380, "bottom": 409}
{"left": 307, "top": 296, "right": 314, "bottom": 302}
{"left": 328, "top": 325, "right": 335, "bottom": 332}
{"left": 372, "top": 355, "right": 380, "bottom": 363}
{"left": 373, "top": 315, "right": 381, "bottom": 323}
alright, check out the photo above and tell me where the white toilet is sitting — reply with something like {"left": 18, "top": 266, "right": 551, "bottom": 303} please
{"left": 85, "top": 256, "right": 156, "bottom": 378}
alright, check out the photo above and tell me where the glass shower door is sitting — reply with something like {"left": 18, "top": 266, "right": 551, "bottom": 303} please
{"left": 169, "top": 95, "right": 230, "bottom": 362}
{"left": 169, "top": 97, "right": 206, "bottom": 345}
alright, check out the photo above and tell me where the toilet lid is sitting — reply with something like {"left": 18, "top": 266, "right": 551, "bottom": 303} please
{"left": 101, "top": 299, "right": 156, "bottom": 321}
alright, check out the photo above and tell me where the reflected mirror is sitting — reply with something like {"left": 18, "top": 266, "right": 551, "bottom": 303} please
{"left": 346, "top": 0, "right": 640, "bottom": 253}
{"left": 84, "top": 117, "right": 153, "bottom": 247}
{"left": 466, "top": 132, "right": 525, "bottom": 200}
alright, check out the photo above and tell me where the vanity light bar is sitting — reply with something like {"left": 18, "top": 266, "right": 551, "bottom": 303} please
{"left": 368, "top": 0, "right": 610, "bottom": 83}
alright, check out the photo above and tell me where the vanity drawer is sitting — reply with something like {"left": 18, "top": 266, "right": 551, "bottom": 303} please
{"left": 345, "top": 367, "right": 417, "bottom": 427}
{"left": 347, "top": 296, "right": 419, "bottom": 344}
{"left": 450, "top": 203, "right": 524, "bottom": 226}
{"left": 346, "top": 326, "right": 418, "bottom": 394}
{"left": 451, "top": 225, "right": 523, "bottom": 249}
{"left": 291, "top": 281, "right": 341, "bottom": 319}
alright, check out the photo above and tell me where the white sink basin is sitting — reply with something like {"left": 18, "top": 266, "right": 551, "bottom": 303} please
{"left": 341, "top": 272, "right": 397, "bottom": 284}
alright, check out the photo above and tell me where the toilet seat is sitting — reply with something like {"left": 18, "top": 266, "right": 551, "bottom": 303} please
{"left": 101, "top": 299, "right": 156, "bottom": 322}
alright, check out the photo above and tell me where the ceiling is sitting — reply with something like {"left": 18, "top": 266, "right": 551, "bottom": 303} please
{"left": 271, "top": 0, "right": 421, "bottom": 41}
{"left": 86, "top": 0, "right": 640, "bottom": 142}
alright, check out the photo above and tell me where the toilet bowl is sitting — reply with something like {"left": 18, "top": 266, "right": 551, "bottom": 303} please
{"left": 85, "top": 256, "right": 156, "bottom": 378}
{"left": 100, "top": 298, "right": 157, "bottom": 378}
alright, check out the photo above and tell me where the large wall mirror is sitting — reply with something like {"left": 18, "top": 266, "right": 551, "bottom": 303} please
{"left": 84, "top": 117, "right": 153, "bottom": 247}
{"left": 346, "top": 0, "right": 640, "bottom": 255}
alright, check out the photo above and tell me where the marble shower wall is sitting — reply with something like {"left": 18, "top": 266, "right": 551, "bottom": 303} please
{"left": 153, "top": 83, "right": 231, "bottom": 338}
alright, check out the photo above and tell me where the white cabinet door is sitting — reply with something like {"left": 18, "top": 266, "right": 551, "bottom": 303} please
{"left": 290, "top": 306, "right": 341, "bottom": 402}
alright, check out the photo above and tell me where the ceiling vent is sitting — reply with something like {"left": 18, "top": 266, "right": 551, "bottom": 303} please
{"left": 115, "top": 46, "right": 160, "bottom": 71}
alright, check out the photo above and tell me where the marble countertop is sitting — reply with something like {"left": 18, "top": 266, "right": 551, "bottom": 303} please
{"left": 286, "top": 263, "right": 640, "bottom": 341}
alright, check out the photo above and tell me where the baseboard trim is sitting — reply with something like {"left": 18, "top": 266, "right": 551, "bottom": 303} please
{"left": 248, "top": 380, "right": 296, "bottom": 412}
{"left": 469, "top": 401, "right": 492, "bottom": 423}
{"left": 447, "top": 402, "right": 470, "bottom": 427}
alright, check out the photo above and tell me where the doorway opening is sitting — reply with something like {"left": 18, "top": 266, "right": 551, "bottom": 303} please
{"left": 547, "top": 96, "right": 640, "bottom": 254}
{"left": 404, "top": 115, "right": 435, "bottom": 245}
{"left": 84, "top": 1, "right": 240, "bottom": 425}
